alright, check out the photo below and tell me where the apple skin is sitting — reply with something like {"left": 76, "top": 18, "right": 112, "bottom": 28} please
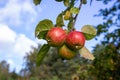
{"left": 58, "top": 44, "right": 76, "bottom": 60}
{"left": 66, "top": 31, "right": 85, "bottom": 50}
{"left": 46, "top": 27, "right": 66, "bottom": 47}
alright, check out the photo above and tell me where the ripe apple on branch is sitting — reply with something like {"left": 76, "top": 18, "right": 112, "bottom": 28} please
{"left": 34, "top": 0, "right": 96, "bottom": 66}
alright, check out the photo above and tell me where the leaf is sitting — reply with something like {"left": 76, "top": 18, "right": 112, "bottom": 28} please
{"left": 37, "top": 31, "right": 48, "bottom": 39}
{"left": 70, "top": 7, "right": 79, "bottom": 14}
{"left": 79, "top": 46, "right": 95, "bottom": 60}
{"left": 64, "top": 10, "right": 71, "bottom": 20}
{"left": 82, "top": 0, "right": 87, "bottom": 4}
{"left": 36, "top": 44, "right": 50, "bottom": 66}
{"left": 35, "top": 19, "right": 54, "bottom": 39}
{"left": 33, "top": 0, "right": 42, "bottom": 5}
{"left": 63, "top": 0, "right": 70, "bottom": 7}
{"left": 81, "top": 25, "right": 97, "bottom": 40}
{"left": 68, "top": 19, "right": 74, "bottom": 30}
{"left": 56, "top": 13, "right": 64, "bottom": 27}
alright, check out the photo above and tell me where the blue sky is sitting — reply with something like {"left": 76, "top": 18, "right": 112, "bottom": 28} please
{"left": 0, "top": 0, "right": 113, "bottom": 73}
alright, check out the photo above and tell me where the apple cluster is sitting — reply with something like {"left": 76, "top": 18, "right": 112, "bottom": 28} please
{"left": 46, "top": 27, "right": 86, "bottom": 60}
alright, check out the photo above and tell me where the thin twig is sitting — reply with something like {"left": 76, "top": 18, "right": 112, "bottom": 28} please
{"left": 72, "top": 0, "right": 83, "bottom": 30}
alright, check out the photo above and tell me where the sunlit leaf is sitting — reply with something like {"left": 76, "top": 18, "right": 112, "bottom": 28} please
{"left": 56, "top": 13, "right": 64, "bottom": 27}
{"left": 64, "top": 10, "right": 71, "bottom": 20}
{"left": 70, "top": 7, "right": 79, "bottom": 14}
{"left": 81, "top": 25, "right": 97, "bottom": 40}
{"left": 36, "top": 44, "right": 50, "bottom": 66}
{"left": 33, "top": 0, "right": 41, "bottom": 5}
{"left": 35, "top": 19, "right": 54, "bottom": 39}
{"left": 64, "top": 0, "right": 70, "bottom": 7}
{"left": 79, "top": 46, "right": 95, "bottom": 60}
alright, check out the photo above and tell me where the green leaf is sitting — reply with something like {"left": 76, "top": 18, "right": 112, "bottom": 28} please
{"left": 82, "top": 0, "right": 87, "bottom": 4}
{"left": 63, "top": 0, "right": 70, "bottom": 7}
{"left": 56, "top": 13, "right": 64, "bottom": 27}
{"left": 79, "top": 46, "right": 95, "bottom": 60}
{"left": 37, "top": 31, "right": 48, "bottom": 39}
{"left": 64, "top": 10, "right": 71, "bottom": 20}
{"left": 81, "top": 25, "right": 97, "bottom": 40}
{"left": 35, "top": 19, "right": 54, "bottom": 39}
{"left": 68, "top": 19, "right": 74, "bottom": 30}
{"left": 36, "top": 44, "right": 50, "bottom": 66}
{"left": 70, "top": 7, "right": 79, "bottom": 14}
{"left": 33, "top": 0, "right": 42, "bottom": 5}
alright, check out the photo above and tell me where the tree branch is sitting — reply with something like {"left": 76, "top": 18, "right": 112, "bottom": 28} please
{"left": 72, "top": 0, "right": 83, "bottom": 30}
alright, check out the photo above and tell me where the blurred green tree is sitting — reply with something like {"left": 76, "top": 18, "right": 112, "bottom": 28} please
{"left": 22, "top": 45, "right": 93, "bottom": 80}
{"left": 0, "top": 60, "right": 10, "bottom": 80}
{"left": 89, "top": 0, "right": 120, "bottom": 80}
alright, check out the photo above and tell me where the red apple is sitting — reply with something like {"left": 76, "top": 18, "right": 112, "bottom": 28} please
{"left": 66, "top": 31, "right": 85, "bottom": 50}
{"left": 58, "top": 44, "right": 76, "bottom": 60}
{"left": 46, "top": 27, "right": 66, "bottom": 47}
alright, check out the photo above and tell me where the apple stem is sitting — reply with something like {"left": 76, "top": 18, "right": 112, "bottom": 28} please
{"left": 72, "top": 0, "right": 83, "bottom": 30}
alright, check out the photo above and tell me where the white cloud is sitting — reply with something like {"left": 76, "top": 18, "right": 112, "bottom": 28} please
{"left": 0, "top": 24, "right": 38, "bottom": 72}
{"left": 0, "top": 0, "right": 41, "bottom": 27}
{"left": 35, "top": 38, "right": 47, "bottom": 45}
{"left": 7, "top": 59, "right": 14, "bottom": 66}
{"left": 0, "top": 0, "right": 44, "bottom": 72}
{"left": 13, "top": 34, "right": 37, "bottom": 57}
{"left": 0, "top": 24, "right": 16, "bottom": 43}
{"left": 0, "top": 24, "right": 16, "bottom": 50}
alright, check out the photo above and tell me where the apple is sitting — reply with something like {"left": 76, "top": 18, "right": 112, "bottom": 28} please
{"left": 58, "top": 44, "right": 76, "bottom": 60}
{"left": 66, "top": 31, "right": 85, "bottom": 50}
{"left": 46, "top": 27, "right": 66, "bottom": 47}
